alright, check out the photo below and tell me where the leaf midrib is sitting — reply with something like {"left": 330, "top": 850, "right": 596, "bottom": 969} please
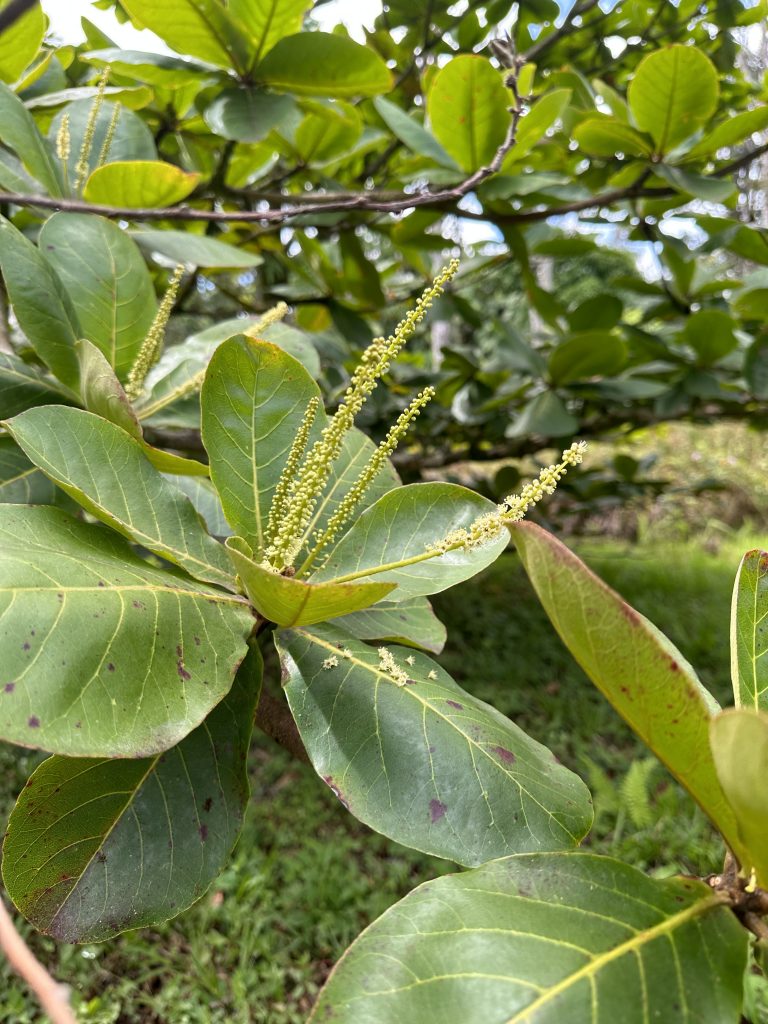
{"left": 298, "top": 629, "right": 583, "bottom": 839}
{"left": 504, "top": 892, "right": 728, "bottom": 1023}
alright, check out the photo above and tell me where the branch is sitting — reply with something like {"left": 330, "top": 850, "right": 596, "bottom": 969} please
{"left": 0, "top": 896, "right": 77, "bottom": 1024}
{"left": 254, "top": 689, "right": 310, "bottom": 764}
{"left": 0, "top": 0, "right": 38, "bottom": 34}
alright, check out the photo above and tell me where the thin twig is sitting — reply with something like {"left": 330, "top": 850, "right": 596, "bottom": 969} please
{"left": 0, "top": 896, "right": 77, "bottom": 1024}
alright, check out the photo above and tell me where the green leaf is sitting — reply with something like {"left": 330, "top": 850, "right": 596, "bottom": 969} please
{"left": 628, "top": 45, "right": 719, "bottom": 154}
{"left": 574, "top": 116, "right": 653, "bottom": 157}
{"left": 201, "top": 335, "right": 322, "bottom": 553}
{"left": 309, "top": 483, "right": 508, "bottom": 598}
{"left": 6, "top": 406, "right": 234, "bottom": 589}
{"left": 76, "top": 339, "right": 143, "bottom": 440}
{"left": 227, "top": 537, "right": 395, "bottom": 626}
{"left": 0, "top": 216, "right": 81, "bottom": 389}
{"left": 0, "top": 437, "right": 60, "bottom": 505}
{"left": 120, "top": 0, "right": 251, "bottom": 72}
{"left": 0, "top": 0, "right": 45, "bottom": 84}
{"left": 567, "top": 295, "right": 623, "bottom": 332}
{"left": 277, "top": 624, "right": 592, "bottom": 866}
{"left": 229, "top": 0, "right": 311, "bottom": 62}
{"left": 373, "top": 97, "right": 458, "bottom": 170}
{"left": 655, "top": 163, "right": 736, "bottom": 202}
{"left": 735, "top": 288, "right": 768, "bottom": 320}
{"left": 40, "top": 214, "right": 156, "bottom": 379}
{"left": 48, "top": 100, "right": 156, "bottom": 184}
{"left": 681, "top": 309, "right": 738, "bottom": 365}
{"left": 295, "top": 104, "right": 363, "bottom": 166}
{"left": 164, "top": 475, "right": 232, "bottom": 538}
{"left": 82, "top": 48, "right": 217, "bottom": 87}
{"left": 506, "top": 391, "right": 579, "bottom": 439}
{"left": 746, "top": 335, "right": 768, "bottom": 398}
{"left": 332, "top": 596, "right": 447, "bottom": 654}
{"left": 83, "top": 161, "right": 202, "bottom": 208}
{"left": 257, "top": 33, "right": 392, "bottom": 98}
{"left": 710, "top": 709, "right": 768, "bottom": 887}
{"left": 0, "top": 81, "right": 62, "bottom": 195}
{"left": 730, "top": 550, "right": 768, "bottom": 711}
{"left": 685, "top": 106, "right": 768, "bottom": 160}
{"left": 0, "top": 504, "right": 252, "bottom": 757}
{"left": 0, "top": 352, "right": 73, "bottom": 419}
{"left": 204, "top": 86, "right": 297, "bottom": 143}
{"left": 510, "top": 520, "right": 749, "bottom": 867}
{"left": 548, "top": 331, "right": 627, "bottom": 385}
{"left": 312, "top": 852, "right": 748, "bottom": 1024}
{"left": 2, "top": 645, "right": 261, "bottom": 942}
{"left": 132, "top": 229, "right": 263, "bottom": 268}
{"left": 427, "top": 55, "right": 509, "bottom": 172}
{"left": 510, "top": 88, "right": 572, "bottom": 162}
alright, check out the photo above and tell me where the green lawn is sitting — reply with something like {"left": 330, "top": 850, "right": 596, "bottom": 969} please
{"left": 0, "top": 530, "right": 759, "bottom": 1023}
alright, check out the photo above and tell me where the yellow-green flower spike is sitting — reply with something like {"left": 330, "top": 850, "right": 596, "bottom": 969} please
{"left": 298, "top": 386, "right": 435, "bottom": 576}
{"left": 244, "top": 302, "right": 289, "bottom": 338}
{"left": 268, "top": 261, "right": 458, "bottom": 570}
{"left": 73, "top": 65, "right": 111, "bottom": 193}
{"left": 56, "top": 113, "right": 70, "bottom": 163}
{"left": 97, "top": 101, "right": 121, "bottom": 169}
{"left": 428, "top": 442, "right": 587, "bottom": 554}
{"left": 125, "top": 265, "right": 185, "bottom": 400}
{"left": 264, "top": 396, "right": 320, "bottom": 555}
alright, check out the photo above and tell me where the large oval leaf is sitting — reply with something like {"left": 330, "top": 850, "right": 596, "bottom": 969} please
{"left": 730, "top": 549, "right": 768, "bottom": 710}
{"left": 332, "top": 596, "right": 447, "bottom": 654}
{"left": 0, "top": 505, "right": 253, "bottom": 757}
{"left": 6, "top": 407, "right": 233, "bottom": 589}
{"left": 257, "top": 33, "right": 392, "bottom": 98}
{"left": 120, "top": 0, "right": 250, "bottom": 71}
{"left": 510, "top": 520, "right": 748, "bottom": 867}
{"left": 710, "top": 708, "right": 768, "bottom": 887}
{"left": 132, "top": 229, "right": 263, "bottom": 268}
{"left": 0, "top": 0, "right": 45, "bottom": 84}
{"left": 229, "top": 0, "right": 311, "bottom": 62}
{"left": 201, "top": 335, "right": 322, "bottom": 554}
{"left": 227, "top": 537, "right": 394, "bottom": 626}
{"left": 83, "top": 162, "right": 202, "bottom": 209}
{"left": 0, "top": 216, "right": 81, "bottom": 389}
{"left": 628, "top": 45, "right": 719, "bottom": 154}
{"left": 40, "top": 214, "right": 156, "bottom": 379}
{"left": 309, "top": 483, "right": 508, "bottom": 599}
{"left": 2, "top": 645, "right": 261, "bottom": 942}
{"left": 427, "top": 55, "right": 509, "bottom": 172}
{"left": 203, "top": 87, "right": 297, "bottom": 142}
{"left": 48, "top": 100, "right": 156, "bottom": 184}
{"left": 0, "top": 81, "right": 62, "bottom": 195}
{"left": 276, "top": 624, "right": 592, "bottom": 867}
{"left": 312, "top": 853, "right": 748, "bottom": 1024}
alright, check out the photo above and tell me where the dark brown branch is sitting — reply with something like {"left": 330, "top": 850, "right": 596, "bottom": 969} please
{"left": 254, "top": 689, "right": 310, "bottom": 764}
{"left": 0, "top": 0, "right": 38, "bottom": 33}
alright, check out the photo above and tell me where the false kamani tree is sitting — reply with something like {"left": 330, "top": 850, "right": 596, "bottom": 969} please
{"left": 0, "top": 257, "right": 767, "bottom": 1024}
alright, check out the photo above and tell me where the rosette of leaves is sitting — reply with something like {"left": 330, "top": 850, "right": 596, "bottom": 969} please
{"left": 0, "top": 267, "right": 596, "bottom": 957}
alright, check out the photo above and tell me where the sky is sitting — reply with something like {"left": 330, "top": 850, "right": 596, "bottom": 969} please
{"left": 41, "top": 0, "right": 379, "bottom": 47}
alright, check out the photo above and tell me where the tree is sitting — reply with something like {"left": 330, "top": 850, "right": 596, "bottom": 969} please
{"left": 1, "top": 2, "right": 768, "bottom": 1021}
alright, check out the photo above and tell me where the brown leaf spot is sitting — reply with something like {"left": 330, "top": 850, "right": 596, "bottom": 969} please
{"left": 323, "top": 775, "right": 349, "bottom": 810}
{"left": 429, "top": 799, "right": 447, "bottom": 822}
{"left": 3, "top": 683, "right": 15, "bottom": 694}
{"left": 28, "top": 716, "right": 40, "bottom": 728}
{"left": 199, "top": 824, "right": 209, "bottom": 842}
{"left": 107, "top": 663, "right": 115, "bottom": 672}
{"left": 203, "top": 797, "right": 213, "bottom": 813}
{"left": 446, "top": 700, "right": 463, "bottom": 710}
{"left": 491, "top": 745, "right": 516, "bottom": 764}
{"left": 177, "top": 661, "right": 191, "bottom": 681}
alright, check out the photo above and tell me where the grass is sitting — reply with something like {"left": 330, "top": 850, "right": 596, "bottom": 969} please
{"left": 0, "top": 528, "right": 761, "bottom": 1023}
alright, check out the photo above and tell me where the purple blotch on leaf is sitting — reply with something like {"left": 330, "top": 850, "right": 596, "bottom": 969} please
{"left": 429, "top": 799, "right": 447, "bottom": 822}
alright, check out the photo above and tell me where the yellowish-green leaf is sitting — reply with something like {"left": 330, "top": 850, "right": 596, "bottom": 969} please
{"left": 120, "top": 0, "right": 251, "bottom": 72}
{"left": 710, "top": 708, "right": 768, "bottom": 886}
{"left": 427, "top": 55, "right": 508, "bottom": 172}
{"left": 84, "top": 161, "right": 201, "bottom": 209}
{"left": 731, "top": 550, "right": 768, "bottom": 710}
{"left": 510, "top": 520, "right": 749, "bottom": 866}
{"left": 227, "top": 537, "right": 394, "bottom": 626}
{"left": 628, "top": 44, "right": 719, "bottom": 154}
{"left": 0, "top": 0, "right": 45, "bottom": 83}
{"left": 257, "top": 32, "right": 392, "bottom": 98}
{"left": 76, "top": 339, "right": 143, "bottom": 440}
{"left": 229, "top": 0, "right": 312, "bottom": 63}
